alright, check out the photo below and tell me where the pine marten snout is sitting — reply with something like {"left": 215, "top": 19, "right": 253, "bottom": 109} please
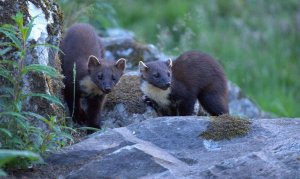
{"left": 87, "top": 55, "right": 125, "bottom": 94}
{"left": 139, "top": 60, "right": 172, "bottom": 90}
{"left": 139, "top": 51, "right": 229, "bottom": 116}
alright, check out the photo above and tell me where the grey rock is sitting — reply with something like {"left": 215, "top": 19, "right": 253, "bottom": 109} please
{"left": 102, "top": 28, "right": 172, "bottom": 70}
{"left": 44, "top": 117, "right": 300, "bottom": 178}
{"left": 227, "top": 81, "right": 265, "bottom": 118}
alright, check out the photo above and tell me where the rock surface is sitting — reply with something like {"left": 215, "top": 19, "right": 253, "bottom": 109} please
{"left": 102, "top": 28, "right": 169, "bottom": 69}
{"left": 42, "top": 117, "right": 300, "bottom": 178}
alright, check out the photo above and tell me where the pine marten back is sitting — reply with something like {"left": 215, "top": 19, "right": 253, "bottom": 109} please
{"left": 60, "top": 23, "right": 126, "bottom": 129}
{"left": 139, "top": 51, "right": 228, "bottom": 116}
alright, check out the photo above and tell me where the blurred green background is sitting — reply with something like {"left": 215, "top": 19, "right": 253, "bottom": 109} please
{"left": 56, "top": 0, "right": 300, "bottom": 117}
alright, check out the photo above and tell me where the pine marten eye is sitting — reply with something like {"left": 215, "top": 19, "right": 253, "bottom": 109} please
{"left": 167, "top": 71, "right": 171, "bottom": 77}
{"left": 153, "top": 73, "right": 160, "bottom": 78}
{"left": 98, "top": 74, "right": 103, "bottom": 80}
{"left": 112, "top": 75, "right": 116, "bottom": 81}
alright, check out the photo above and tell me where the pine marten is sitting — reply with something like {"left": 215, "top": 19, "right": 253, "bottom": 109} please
{"left": 60, "top": 23, "right": 126, "bottom": 128}
{"left": 139, "top": 51, "right": 228, "bottom": 116}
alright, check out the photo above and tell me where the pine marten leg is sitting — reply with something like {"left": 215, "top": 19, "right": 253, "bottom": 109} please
{"left": 177, "top": 97, "right": 197, "bottom": 116}
{"left": 199, "top": 93, "right": 228, "bottom": 116}
{"left": 86, "top": 95, "right": 104, "bottom": 129}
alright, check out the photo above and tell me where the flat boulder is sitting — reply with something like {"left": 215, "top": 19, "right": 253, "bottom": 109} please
{"left": 43, "top": 117, "right": 300, "bottom": 178}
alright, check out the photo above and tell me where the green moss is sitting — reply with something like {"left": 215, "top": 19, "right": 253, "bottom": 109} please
{"left": 200, "top": 114, "right": 251, "bottom": 141}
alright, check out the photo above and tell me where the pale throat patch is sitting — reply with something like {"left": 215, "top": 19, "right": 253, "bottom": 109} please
{"left": 79, "top": 76, "right": 103, "bottom": 97}
{"left": 140, "top": 81, "right": 171, "bottom": 107}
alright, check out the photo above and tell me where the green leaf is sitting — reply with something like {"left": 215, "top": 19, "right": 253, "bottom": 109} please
{"left": 29, "top": 43, "right": 61, "bottom": 52}
{"left": 0, "top": 128, "right": 12, "bottom": 137}
{"left": 0, "top": 111, "right": 27, "bottom": 120}
{"left": 21, "top": 27, "right": 28, "bottom": 42}
{"left": 13, "top": 12, "right": 24, "bottom": 31}
{"left": 0, "top": 29, "right": 21, "bottom": 50}
{"left": 61, "top": 126, "right": 77, "bottom": 133}
{"left": 21, "top": 64, "right": 62, "bottom": 78}
{"left": 0, "top": 69, "right": 14, "bottom": 84}
{"left": 0, "top": 94, "right": 11, "bottom": 99}
{"left": 0, "top": 149, "right": 41, "bottom": 167}
{"left": 25, "top": 15, "right": 38, "bottom": 41}
{"left": 0, "top": 85, "right": 14, "bottom": 98}
{"left": 22, "top": 111, "right": 49, "bottom": 124}
{"left": 25, "top": 93, "right": 64, "bottom": 107}
{"left": 0, "top": 59, "right": 18, "bottom": 67}
{"left": 0, "top": 41, "right": 14, "bottom": 47}
{"left": 0, "top": 112, "right": 27, "bottom": 128}
{"left": 0, "top": 24, "right": 17, "bottom": 33}
{"left": 0, "top": 47, "right": 12, "bottom": 56}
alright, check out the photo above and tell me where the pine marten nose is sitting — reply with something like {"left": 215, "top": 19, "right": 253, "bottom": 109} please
{"left": 103, "top": 87, "right": 112, "bottom": 93}
{"left": 166, "top": 82, "right": 171, "bottom": 87}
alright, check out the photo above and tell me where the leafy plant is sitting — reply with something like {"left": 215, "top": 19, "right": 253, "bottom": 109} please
{"left": 0, "top": 149, "right": 42, "bottom": 176}
{"left": 0, "top": 12, "right": 74, "bottom": 169}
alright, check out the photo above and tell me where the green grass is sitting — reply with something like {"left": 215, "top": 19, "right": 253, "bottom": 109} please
{"left": 108, "top": 0, "right": 300, "bottom": 117}
{"left": 58, "top": 0, "right": 300, "bottom": 117}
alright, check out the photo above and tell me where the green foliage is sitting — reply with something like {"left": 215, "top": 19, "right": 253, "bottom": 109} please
{"left": 58, "top": 0, "right": 118, "bottom": 32}
{"left": 0, "top": 149, "right": 41, "bottom": 176}
{"left": 0, "top": 12, "right": 74, "bottom": 171}
{"left": 58, "top": 0, "right": 300, "bottom": 116}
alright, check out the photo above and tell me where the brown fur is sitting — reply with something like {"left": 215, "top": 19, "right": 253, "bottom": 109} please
{"left": 60, "top": 23, "right": 126, "bottom": 129}
{"left": 140, "top": 51, "right": 228, "bottom": 116}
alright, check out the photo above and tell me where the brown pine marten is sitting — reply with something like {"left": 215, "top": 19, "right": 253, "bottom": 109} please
{"left": 139, "top": 51, "right": 228, "bottom": 116}
{"left": 60, "top": 23, "right": 126, "bottom": 128}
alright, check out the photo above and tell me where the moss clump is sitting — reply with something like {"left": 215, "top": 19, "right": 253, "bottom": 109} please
{"left": 105, "top": 74, "right": 147, "bottom": 113}
{"left": 200, "top": 114, "right": 251, "bottom": 141}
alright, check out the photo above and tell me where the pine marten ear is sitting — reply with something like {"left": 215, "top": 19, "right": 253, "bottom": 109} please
{"left": 139, "top": 61, "right": 149, "bottom": 72}
{"left": 115, "top": 58, "right": 126, "bottom": 72}
{"left": 165, "top": 59, "right": 172, "bottom": 68}
{"left": 88, "top": 55, "right": 101, "bottom": 71}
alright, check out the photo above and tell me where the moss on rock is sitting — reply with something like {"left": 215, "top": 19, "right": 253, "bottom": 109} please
{"left": 200, "top": 114, "right": 252, "bottom": 141}
{"left": 105, "top": 72, "right": 147, "bottom": 114}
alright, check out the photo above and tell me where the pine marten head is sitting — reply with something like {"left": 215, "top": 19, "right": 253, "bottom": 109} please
{"left": 139, "top": 60, "right": 172, "bottom": 90}
{"left": 88, "top": 55, "right": 126, "bottom": 94}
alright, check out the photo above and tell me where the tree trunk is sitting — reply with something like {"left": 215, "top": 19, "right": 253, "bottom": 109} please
{"left": 0, "top": 0, "right": 64, "bottom": 117}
